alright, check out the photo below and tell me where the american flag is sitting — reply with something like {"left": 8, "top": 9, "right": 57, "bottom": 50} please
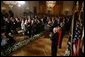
{"left": 72, "top": 13, "right": 82, "bottom": 56}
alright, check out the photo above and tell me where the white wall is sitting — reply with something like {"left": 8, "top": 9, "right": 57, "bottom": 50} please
{"left": 27, "top": 1, "right": 39, "bottom": 13}
{"left": 11, "top": 1, "right": 39, "bottom": 17}
{"left": 12, "top": 5, "right": 25, "bottom": 17}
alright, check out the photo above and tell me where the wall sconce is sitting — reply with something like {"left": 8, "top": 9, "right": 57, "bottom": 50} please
{"left": 1, "top": 7, "right": 6, "bottom": 10}
{"left": 3, "top": 1, "right": 17, "bottom": 8}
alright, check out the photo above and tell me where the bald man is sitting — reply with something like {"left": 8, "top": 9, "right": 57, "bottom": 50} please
{"left": 51, "top": 26, "right": 59, "bottom": 56}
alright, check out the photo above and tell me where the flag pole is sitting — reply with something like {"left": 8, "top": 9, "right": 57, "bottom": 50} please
{"left": 71, "top": 1, "right": 79, "bottom": 56}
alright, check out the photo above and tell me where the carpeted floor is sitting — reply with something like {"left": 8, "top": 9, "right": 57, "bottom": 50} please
{"left": 10, "top": 34, "right": 69, "bottom": 56}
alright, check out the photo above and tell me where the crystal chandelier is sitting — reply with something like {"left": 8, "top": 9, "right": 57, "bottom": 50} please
{"left": 46, "top": 1, "right": 56, "bottom": 11}
{"left": 3, "top": 1, "right": 25, "bottom": 8}
{"left": 46, "top": 1, "right": 56, "bottom": 8}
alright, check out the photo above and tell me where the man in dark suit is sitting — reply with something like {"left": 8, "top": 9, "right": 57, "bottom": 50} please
{"left": 51, "top": 25, "right": 58, "bottom": 56}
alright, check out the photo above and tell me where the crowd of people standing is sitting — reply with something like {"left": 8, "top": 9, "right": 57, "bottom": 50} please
{"left": 1, "top": 12, "right": 72, "bottom": 54}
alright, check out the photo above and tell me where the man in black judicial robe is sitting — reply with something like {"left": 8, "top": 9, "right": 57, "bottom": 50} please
{"left": 5, "top": 18, "right": 11, "bottom": 33}
{"left": 1, "top": 12, "right": 5, "bottom": 27}
{"left": 26, "top": 22, "right": 31, "bottom": 38}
